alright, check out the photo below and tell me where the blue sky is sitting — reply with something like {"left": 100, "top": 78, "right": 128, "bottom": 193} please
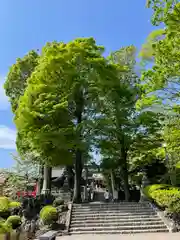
{"left": 0, "top": 0, "right": 158, "bottom": 168}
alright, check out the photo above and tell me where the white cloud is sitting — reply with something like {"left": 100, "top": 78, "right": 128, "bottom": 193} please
{"left": 0, "top": 126, "right": 16, "bottom": 149}
{"left": 0, "top": 76, "right": 10, "bottom": 110}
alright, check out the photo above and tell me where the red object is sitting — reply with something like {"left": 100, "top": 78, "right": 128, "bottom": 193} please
{"left": 16, "top": 182, "right": 37, "bottom": 198}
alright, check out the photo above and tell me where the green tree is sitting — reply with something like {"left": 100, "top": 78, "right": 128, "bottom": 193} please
{"left": 14, "top": 38, "right": 115, "bottom": 203}
{"left": 141, "top": 2, "right": 180, "bottom": 97}
{"left": 3, "top": 50, "right": 50, "bottom": 193}
{"left": 146, "top": 0, "right": 179, "bottom": 25}
{"left": 4, "top": 50, "right": 39, "bottom": 113}
{"left": 95, "top": 46, "right": 140, "bottom": 201}
{"left": 138, "top": 2, "right": 180, "bottom": 186}
{"left": 97, "top": 45, "right": 165, "bottom": 199}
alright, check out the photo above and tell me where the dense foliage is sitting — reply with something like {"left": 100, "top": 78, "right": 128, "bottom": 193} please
{"left": 40, "top": 205, "right": 58, "bottom": 225}
{"left": 143, "top": 184, "right": 180, "bottom": 213}
{"left": 3, "top": 1, "right": 180, "bottom": 205}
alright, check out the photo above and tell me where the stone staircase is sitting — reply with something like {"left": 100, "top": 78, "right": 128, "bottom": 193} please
{"left": 93, "top": 191, "right": 106, "bottom": 202}
{"left": 69, "top": 202, "right": 169, "bottom": 234}
{"left": 59, "top": 189, "right": 72, "bottom": 202}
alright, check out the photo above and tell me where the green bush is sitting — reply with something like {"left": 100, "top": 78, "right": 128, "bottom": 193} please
{"left": 167, "top": 196, "right": 180, "bottom": 213}
{"left": 0, "top": 197, "right": 9, "bottom": 212}
{"left": 40, "top": 205, "right": 58, "bottom": 225}
{"left": 9, "top": 201, "right": 21, "bottom": 209}
{"left": 143, "top": 184, "right": 171, "bottom": 198}
{"left": 151, "top": 189, "right": 180, "bottom": 208}
{"left": 53, "top": 198, "right": 64, "bottom": 207}
{"left": 0, "top": 221, "right": 12, "bottom": 234}
{"left": 6, "top": 215, "right": 21, "bottom": 229}
{"left": 143, "top": 184, "right": 180, "bottom": 212}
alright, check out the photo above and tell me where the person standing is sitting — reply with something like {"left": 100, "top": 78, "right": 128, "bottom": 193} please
{"left": 104, "top": 189, "right": 110, "bottom": 202}
{"left": 87, "top": 184, "right": 90, "bottom": 201}
{"left": 113, "top": 189, "right": 118, "bottom": 202}
{"left": 90, "top": 187, "right": 94, "bottom": 201}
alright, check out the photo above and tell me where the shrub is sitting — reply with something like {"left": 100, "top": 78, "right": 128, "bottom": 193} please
{"left": 6, "top": 215, "right": 21, "bottom": 229}
{"left": 40, "top": 205, "right": 58, "bottom": 225}
{"left": 53, "top": 198, "right": 64, "bottom": 207}
{"left": 0, "top": 221, "right": 12, "bottom": 234}
{"left": 143, "top": 184, "right": 171, "bottom": 198}
{"left": 0, "top": 197, "right": 9, "bottom": 203}
{"left": 143, "top": 184, "right": 180, "bottom": 212}
{"left": 0, "top": 197, "right": 10, "bottom": 218}
{"left": 167, "top": 196, "right": 180, "bottom": 213}
{"left": 0, "top": 197, "right": 9, "bottom": 212}
{"left": 9, "top": 201, "right": 21, "bottom": 209}
{"left": 151, "top": 188, "right": 180, "bottom": 208}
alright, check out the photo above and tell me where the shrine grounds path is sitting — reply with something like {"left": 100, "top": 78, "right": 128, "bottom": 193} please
{"left": 57, "top": 232, "right": 180, "bottom": 240}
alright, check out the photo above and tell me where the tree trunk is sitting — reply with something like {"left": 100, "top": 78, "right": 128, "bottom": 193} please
{"left": 110, "top": 170, "right": 115, "bottom": 199}
{"left": 122, "top": 163, "right": 130, "bottom": 201}
{"left": 121, "top": 144, "right": 130, "bottom": 202}
{"left": 66, "top": 166, "right": 74, "bottom": 189}
{"left": 115, "top": 109, "right": 130, "bottom": 201}
{"left": 84, "top": 165, "right": 89, "bottom": 201}
{"left": 41, "top": 166, "right": 52, "bottom": 195}
{"left": 73, "top": 149, "right": 82, "bottom": 203}
{"left": 73, "top": 92, "right": 83, "bottom": 203}
{"left": 36, "top": 165, "right": 43, "bottom": 196}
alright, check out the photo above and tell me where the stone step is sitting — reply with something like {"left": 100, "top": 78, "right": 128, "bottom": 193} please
{"left": 72, "top": 206, "right": 151, "bottom": 210}
{"left": 72, "top": 208, "right": 154, "bottom": 213}
{"left": 70, "top": 224, "right": 167, "bottom": 232}
{"left": 71, "top": 220, "right": 164, "bottom": 228}
{"left": 74, "top": 201, "right": 148, "bottom": 204}
{"left": 72, "top": 211, "right": 155, "bottom": 216}
{"left": 71, "top": 217, "right": 163, "bottom": 225}
{"left": 73, "top": 208, "right": 151, "bottom": 211}
{"left": 73, "top": 203, "right": 149, "bottom": 208}
{"left": 71, "top": 212, "right": 157, "bottom": 218}
{"left": 73, "top": 204, "right": 151, "bottom": 208}
{"left": 71, "top": 214, "right": 158, "bottom": 221}
{"left": 69, "top": 228, "right": 169, "bottom": 234}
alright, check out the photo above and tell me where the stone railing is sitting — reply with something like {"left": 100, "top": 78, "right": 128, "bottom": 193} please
{"left": 1, "top": 231, "right": 34, "bottom": 240}
{"left": 65, "top": 202, "right": 73, "bottom": 234}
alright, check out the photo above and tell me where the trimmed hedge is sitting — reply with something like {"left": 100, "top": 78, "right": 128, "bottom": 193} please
{"left": 40, "top": 205, "right": 58, "bottom": 225}
{"left": 0, "top": 221, "right": 12, "bottom": 234}
{"left": 168, "top": 197, "right": 180, "bottom": 213}
{"left": 0, "top": 197, "right": 9, "bottom": 212}
{"left": 151, "top": 188, "right": 180, "bottom": 208}
{"left": 143, "top": 184, "right": 180, "bottom": 213}
{"left": 143, "top": 184, "right": 171, "bottom": 198}
{"left": 6, "top": 215, "right": 21, "bottom": 229}
{"left": 9, "top": 201, "right": 21, "bottom": 209}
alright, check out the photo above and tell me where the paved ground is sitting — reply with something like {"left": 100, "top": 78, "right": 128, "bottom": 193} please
{"left": 57, "top": 233, "right": 180, "bottom": 240}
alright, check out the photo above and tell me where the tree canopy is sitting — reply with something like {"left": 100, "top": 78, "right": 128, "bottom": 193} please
{"left": 4, "top": 3, "right": 180, "bottom": 202}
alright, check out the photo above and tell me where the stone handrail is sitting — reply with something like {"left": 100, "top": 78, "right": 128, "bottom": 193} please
{"left": 65, "top": 202, "right": 73, "bottom": 234}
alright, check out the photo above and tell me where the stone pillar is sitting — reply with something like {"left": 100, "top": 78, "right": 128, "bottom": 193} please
{"left": 36, "top": 165, "right": 42, "bottom": 196}
{"left": 110, "top": 170, "right": 115, "bottom": 200}
{"left": 140, "top": 174, "right": 150, "bottom": 202}
{"left": 84, "top": 166, "right": 89, "bottom": 202}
